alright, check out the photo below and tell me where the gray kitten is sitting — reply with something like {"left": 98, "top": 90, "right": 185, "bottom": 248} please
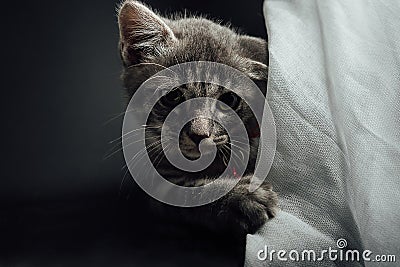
{"left": 117, "top": 0, "right": 278, "bottom": 236}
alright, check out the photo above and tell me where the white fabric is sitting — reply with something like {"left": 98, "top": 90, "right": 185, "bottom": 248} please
{"left": 245, "top": 0, "right": 400, "bottom": 266}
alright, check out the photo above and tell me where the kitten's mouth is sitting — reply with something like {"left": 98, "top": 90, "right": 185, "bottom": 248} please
{"left": 180, "top": 135, "right": 228, "bottom": 160}
{"left": 181, "top": 150, "right": 202, "bottom": 160}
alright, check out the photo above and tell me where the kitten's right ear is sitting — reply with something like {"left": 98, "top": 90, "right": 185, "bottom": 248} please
{"left": 117, "top": 1, "right": 176, "bottom": 66}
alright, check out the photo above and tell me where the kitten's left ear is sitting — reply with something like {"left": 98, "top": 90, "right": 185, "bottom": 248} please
{"left": 239, "top": 35, "right": 269, "bottom": 65}
{"left": 117, "top": 1, "right": 176, "bottom": 66}
{"left": 238, "top": 35, "right": 269, "bottom": 94}
{"left": 239, "top": 35, "right": 269, "bottom": 82}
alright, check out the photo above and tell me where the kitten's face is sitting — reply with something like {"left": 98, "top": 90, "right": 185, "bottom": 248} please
{"left": 118, "top": 1, "right": 268, "bottom": 168}
{"left": 148, "top": 83, "right": 247, "bottom": 160}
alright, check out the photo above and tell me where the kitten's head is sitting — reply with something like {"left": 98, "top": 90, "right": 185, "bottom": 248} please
{"left": 117, "top": 1, "right": 267, "bottom": 166}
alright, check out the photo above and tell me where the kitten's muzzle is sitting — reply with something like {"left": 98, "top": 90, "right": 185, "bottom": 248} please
{"left": 188, "top": 133, "right": 228, "bottom": 147}
{"left": 188, "top": 133, "right": 209, "bottom": 146}
{"left": 213, "top": 135, "right": 228, "bottom": 146}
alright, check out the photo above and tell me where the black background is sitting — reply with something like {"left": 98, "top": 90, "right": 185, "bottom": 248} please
{"left": 2, "top": 0, "right": 266, "bottom": 266}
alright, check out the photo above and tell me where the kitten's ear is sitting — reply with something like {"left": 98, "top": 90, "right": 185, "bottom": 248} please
{"left": 239, "top": 35, "right": 269, "bottom": 66}
{"left": 239, "top": 35, "right": 269, "bottom": 83}
{"left": 239, "top": 36, "right": 269, "bottom": 93}
{"left": 117, "top": 1, "right": 176, "bottom": 66}
{"left": 246, "top": 59, "right": 268, "bottom": 81}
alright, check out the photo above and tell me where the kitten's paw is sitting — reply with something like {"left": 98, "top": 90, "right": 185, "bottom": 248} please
{"left": 220, "top": 181, "right": 278, "bottom": 236}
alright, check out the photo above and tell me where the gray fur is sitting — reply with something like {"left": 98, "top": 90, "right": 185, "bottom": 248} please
{"left": 117, "top": 0, "right": 277, "bottom": 236}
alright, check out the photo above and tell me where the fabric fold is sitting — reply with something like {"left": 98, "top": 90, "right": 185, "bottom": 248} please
{"left": 245, "top": 0, "right": 400, "bottom": 266}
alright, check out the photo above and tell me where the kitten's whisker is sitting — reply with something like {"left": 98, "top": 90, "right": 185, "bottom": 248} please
{"left": 119, "top": 139, "right": 163, "bottom": 192}
{"left": 122, "top": 139, "right": 162, "bottom": 170}
{"left": 103, "top": 109, "right": 135, "bottom": 126}
{"left": 230, "top": 139, "right": 257, "bottom": 150}
{"left": 225, "top": 144, "right": 245, "bottom": 174}
{"left": 124, "top": 137, "right": 172, "bottom": 171}
{"left": 129, "top": 142, "right": 161, "bottom": 172}
{"left": 104, "top": 136, "right": 159, "bottom": 160}
{"left": 145, "top": 75, "right": 177, "bottom": 91}
{"left": 109, "top": 125, "right": 161, "bottom": 144}
{"left": 227, "top": 142, "right": 247, "bottom": 161}
{"left": 220, "top": 146, "right": 229, "bottom": 167}
{"left": 108, "top": 134, "right": 159, "bottom": 153}
{"left": 127, "top": 138, "right": 171, "bottom": 181}
{"left": 154, "top": 143, "right": 171, "bottom": 170}
{"left": 143, "top": 142, "right": 170, "bottom": 187}
{"left": 106, "top": 135, "right": 159, "bottom": 158}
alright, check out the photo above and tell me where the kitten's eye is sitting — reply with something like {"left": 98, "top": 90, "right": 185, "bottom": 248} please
{"left": 161, "top": 89, "right": 184, "bottom": 107}
{"left": 217, "top": 92, "right": 240, "bottom": 111}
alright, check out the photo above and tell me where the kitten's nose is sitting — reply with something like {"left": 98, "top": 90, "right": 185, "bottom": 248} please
{"left": 188, "top": 118, "right": 211, "bottom": 145}
{"left": 189, "top": 133, "right": 209, "bottom": 146}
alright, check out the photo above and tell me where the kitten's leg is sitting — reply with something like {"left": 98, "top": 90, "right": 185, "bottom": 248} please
{"left": 214, "top": 176, "right": 278, "bottom": 236}
{"left": 160, "top": 176, "right": 279, "bottom": 237}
